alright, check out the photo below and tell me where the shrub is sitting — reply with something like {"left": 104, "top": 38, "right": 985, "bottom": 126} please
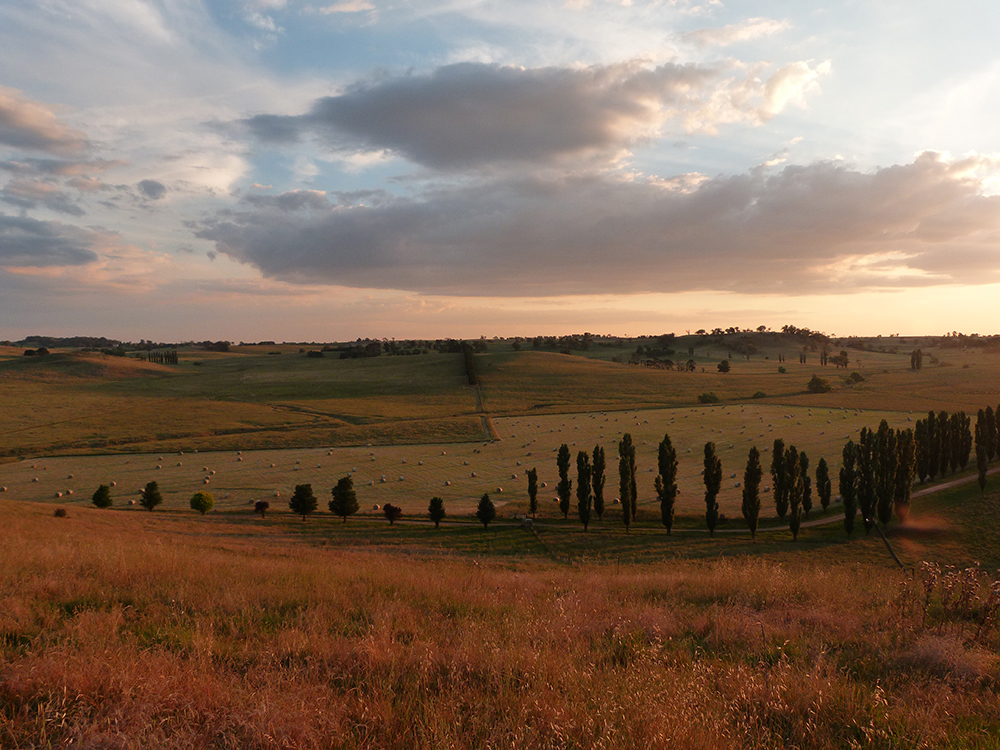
{"left": 190, "top": 491, "right": 214, "bottom": 515}
{"left": 698, "top": 392, "right": 719, "bottom": 403}
{"left": 848, "top": 371, "right": 865, "bottom": 383}
{"left": 752, "top": 391, "right": 766, "bottom": 399}
{"left": 383, "top": 503, "right": 403, "bottom": 525}
{"left": 807, "top": 375, "right": 832, "bottom": 393}
{"left": 717, "top": 359, "right": 730, "bottom": 373}
{"left": 53, "top": 508, "right": 68, "bottom": 518}
{"left": 778, "top": 366, "right": 787, "bottom": 374}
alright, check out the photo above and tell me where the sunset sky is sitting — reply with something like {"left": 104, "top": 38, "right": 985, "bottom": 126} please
{"left": 2, "top": 0, "right": 999, "bottom": 342}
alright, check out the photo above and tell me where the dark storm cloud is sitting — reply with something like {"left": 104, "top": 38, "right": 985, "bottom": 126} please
{"left": 0, "top": 213, "right": 100, "bottom": 266}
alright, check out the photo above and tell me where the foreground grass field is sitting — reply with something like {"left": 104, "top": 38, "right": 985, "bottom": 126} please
{"left": 3, "top": 482, "right": 1000, "bottom": 749}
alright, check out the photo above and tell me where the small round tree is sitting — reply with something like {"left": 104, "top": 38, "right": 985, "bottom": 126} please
{"left": 329, "top": 475, "right": 359, "bottom": 523}
{"left": 140, "top": 481, "right": 162, "bottom": 512}
{"left": 428, "top": 496, "right": 446, "bottom": 528}
{"left": 190, "top": 491, "right": 214, "bottom": 515}
{"left": 476, "top": 492, "right": 496, "bottom": 528}
{"left": 383, "top": 503, "right": 402, "bottom": 525}
{"left": 254, "top": 500, "right": 270, "bottom": 517}
{"left": 289, "top": 483, "right": 317, "bottom": 520}
{"left": 91, "top": 484, "right": 113, "bottom": 509}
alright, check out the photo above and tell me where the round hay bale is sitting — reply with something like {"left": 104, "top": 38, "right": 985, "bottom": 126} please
{"left": 373, "top": 504, "right": 380, "bottom": 510}
{"left": 110, "top": 481, "right": 116, "bottom": 487}
{"left": 66, "top": 490, "right": 73, "bottom": 495}
{"left": 445, "top": 480, "right": 451, "bottom": 486}
{"left": 128, "top": 499, "right": 135, "bottom": 505}
{"left": 55, "top": 492, "right": 62, "bottom": 498}
{"left": 274, "top": 491, "right": 280, "bottom": 497}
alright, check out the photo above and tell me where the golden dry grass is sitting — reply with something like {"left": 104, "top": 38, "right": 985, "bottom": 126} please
{"left": 3, "top": 498, "right": 1000, "bottom": 749}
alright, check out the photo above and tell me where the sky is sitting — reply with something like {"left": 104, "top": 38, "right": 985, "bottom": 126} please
{"left": 2, "top": 0, "right": 1000, "bottom": 342}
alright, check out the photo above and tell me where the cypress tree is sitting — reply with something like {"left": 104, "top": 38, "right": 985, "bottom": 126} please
{"left": 476, "top": 493, "right": 496, "bottom": 528}
{"left": 771, "top": 438, "right": 787, "bottom": 519}
{"left": 654, "top": 432, "right": 678, "bottom": 533}
{"left": 91, "top": 483, "right": 112, "bottom": 509}
{"left": 140, "top": 481, "right": 163, "bottom": 512}
{"left": 742, "top": 446, "right": 762, "bottom": 539}
{"left": 576, "top": 451, "right": 592, "bottom": 531}
{"left": 703, "top": 442, "right": 722, "bottom": 536}
{"left": 289, "top": 483, "right": 317, "bottom": 520}
{"left": 619, "top": 433, "right": 635, "bottom": 533}
{"left": 592, "top": 445, "right": 606, "bottom": 520}
{"left": 329, "top": 475, "right": 359, "bottom": 522}
{"left": 527, "top": 467, "right": 539, "bottom": 519}
{"left": 840, "top": 440, "right": 858, "bottom": 537}
{"left": 557, "top": 444, "right": 572, "bottom": 519}
{"left": 784, "top": 445, "right": 802, "bottom": 531}
{"left": 816, "top": 457, "right": 832, "bottom": 511}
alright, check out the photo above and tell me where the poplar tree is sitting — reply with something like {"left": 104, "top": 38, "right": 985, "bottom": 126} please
{"left": 742, "top": 446, "right": 762, "bottom": 539}
{"left": 771, "top": 438, "right": 788, "bottom": 518}
{"left": 958, "top": 411, "right": 972, "bottom": 471}
{"left": 976, "top": 417, "right": 989, "bottom": 492}
{"left": 937, "top": 410, "right": 951, "bottom": 477}
{"left": 840, "top": 440, "right": 858, "bottom": 537}
{"left": 858, "top": 427, "right": 877, "bottom": 534}
{"left": 592, "top": 445, "right": 606, "bottom": 520}
{"left": 784, "top": 445, "right": 802, "bottom": 539}
{"left": 618, "top": 433, "right": 637, "bottom": 527}
{"left": 987, "top": 406, "right": 997, "bottom": 462}
{"left": 654, "top": 432, "right": 678, "bottom": 533}
{"left": 926, "top": 411, "right": 939, "bottom": 480}
{"left": 703, "top": 442, "right": 722, "bottom": 536}
{"left": 576, "top": 451, "right": 593, "bottom": 530}
{"left": 894, "top": 428, "right": 916, "bottom": 521}
{"left": 816, "top": 457, "right": 832, "bottom": 511}
{"left": 527, "top": 467, "right": 539, "bottom": 519}
{"left": 799, "top": 450, "right": 812, "bottom": 517}
{"left": 914, "top": 418, "right": 929, "bottom": 483}
{"left": 875, "top": 420, "right": 897, "bottom": 526}
{"left": 557, "top": 444, "right": 572, "bottom": 519}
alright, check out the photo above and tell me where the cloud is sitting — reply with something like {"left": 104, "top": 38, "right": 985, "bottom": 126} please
{"left": 0, "top": 179, "right": 85, "bottom": 216}
{"left": 195, "top": 153, "right": 1000, "bottom": 296}
{"left": 0, "top": 86, "right": 89, "bottom": 156}
{"left": 318, "top": 0, "right": 376, "bottom": 13}
{"left": 138, "top": 179, "right": 167, "bottom": 200}
{"left": 685, "top": 17, "right": 792, "bottom": 48}
{"left": 243, "top": 59, "right": 828, "bottom": 169}
{"left": 0, "top": 213, "right": 101, "bottom": 267}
